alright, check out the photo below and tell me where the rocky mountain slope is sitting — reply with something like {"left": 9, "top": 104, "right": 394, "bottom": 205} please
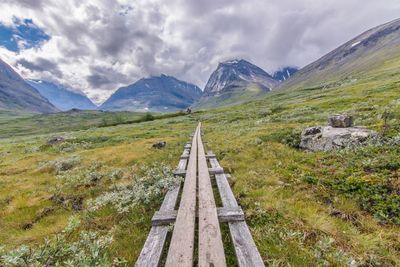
{"left": 0, "top": 58, "right": 58, "bottom": 113}
{"left": 279, "top": 18, "right": 400, "bottom": 90}
{"left": 100, "top": 74, "right": 202, "bottom": 112}
{"left": 27, "top": 79, "right": 97, "bottom": 111}
{"left": 195, "top": 59, "right": 278, "bottom": 108}
{"left": 272, "top": 67, "right": 298, "bottom": 82}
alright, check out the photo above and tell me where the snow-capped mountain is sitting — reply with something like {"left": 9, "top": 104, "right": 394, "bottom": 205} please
{"left": 27, "top": 79, "right": 97, "bottom": 111}
{"left": 202, "top": 59, "right": 278, "bottom": 97}
{"left": 100, "top": 74, "right": 202, "bottom": 112}
{"left": 194, "top": 59, "right": 277, "bottom": 108}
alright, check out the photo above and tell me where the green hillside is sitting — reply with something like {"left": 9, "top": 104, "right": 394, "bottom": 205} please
{"left": 0, "top": 47, "right": 399, "bottom": 266}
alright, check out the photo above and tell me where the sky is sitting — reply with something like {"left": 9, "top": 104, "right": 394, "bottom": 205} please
{"left": 0, "top": 0, "right": 400, "bottom": 104}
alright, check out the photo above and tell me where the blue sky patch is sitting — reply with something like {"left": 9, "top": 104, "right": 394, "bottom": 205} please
{"left": 0, "top": 17, "right": 50, "bottom": 52}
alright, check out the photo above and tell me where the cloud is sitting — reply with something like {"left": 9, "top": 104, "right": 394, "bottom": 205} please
{"left": 17, "top": 57, "right": 62, "bottom": 77}
{"left": 0, "top": 0, "right": 400, "bottom": 104}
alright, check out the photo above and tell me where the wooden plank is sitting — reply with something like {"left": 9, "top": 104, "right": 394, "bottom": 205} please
{"left": 135, "top": 145, "right": 190, "bottom": 266}
{"left": 173, "top": 169, "right": 186, "bottom": 177}
{"left": 208, "top": 150, "right": 265, "bottom": 267}
{"left": 217, "top": 207, "right": 245, "bottom": 223}
{"left": 165, "top": 124, "right": 200, "bottom": 267}
{"left": 135, "top": 226, "right": 169, "bottom": 267}
{"left": 152, "top": 210, "right": 178, "bottom": 226}
{"left": 208, "top": 167, "right": 224, "bottom": 175}
{"left": 151, "top": 206, "right": 244, "bottom": 226}
{"left": 209, "top": 158, "right": 238, "bottom": 208}
{"left": 206, "top": 153, "right": 216, "bottom": 159}
{"left": 229, "top": 222, "right": 265, "bottom": 267}
{"left": 197, "top": 124, "right": 227, "bottom": 267}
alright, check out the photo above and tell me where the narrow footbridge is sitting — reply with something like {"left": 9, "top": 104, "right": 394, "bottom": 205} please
{"left": 136, "top": 122, "right": 264, "bottom": 266}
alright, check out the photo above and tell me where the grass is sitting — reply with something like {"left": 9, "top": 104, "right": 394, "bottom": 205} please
{"left": 0, "top": 51, "right": 399, "bottom": 265}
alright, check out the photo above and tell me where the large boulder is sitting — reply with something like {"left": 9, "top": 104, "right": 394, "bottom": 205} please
{"left": 328, "top": 114, "right": 353, "bottom": 128}
{"left": 300, "top": 126, "right": 378, "bottom": 151}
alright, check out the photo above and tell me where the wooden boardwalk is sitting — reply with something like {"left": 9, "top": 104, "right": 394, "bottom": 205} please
{"left": 136, "top": 122, "right": 264, "bottom": 267}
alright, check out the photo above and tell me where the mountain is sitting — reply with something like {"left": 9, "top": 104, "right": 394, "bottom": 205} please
{"left": 195, "top": 59, "right": 278, "bottom": 108}
{"left": 0, "top": 58, "right": 58, "bottom": 113}
{"left": 280, "top": 18, "right": 400, "bottom": 90}
{"left": 100, "top": 74, "right": 202, "bottom": 112}
{"left": 272, "top": 67, "right": 298, "bottom": 82}
{"left": 27, "top": 80, "right": 97, "bottom": 111}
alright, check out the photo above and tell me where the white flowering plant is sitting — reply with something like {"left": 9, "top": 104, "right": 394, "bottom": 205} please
{"left": 89, "top": 163, "right": 181, "bottom": 213}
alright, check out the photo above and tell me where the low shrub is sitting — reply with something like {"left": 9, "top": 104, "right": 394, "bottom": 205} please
{"left": 89, "top": 163, "right": 181, "bottom": 213}
{"left": 0, "top": 217, "right": 126, "bottom": 266}
{"left": 39, "top": 156, "right": 81, "bottom": 174}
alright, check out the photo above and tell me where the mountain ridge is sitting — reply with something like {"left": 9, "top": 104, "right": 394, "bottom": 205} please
{"left": 100, "top": 74, "right": 202, "bottom": 112}
{"left": 279, "top": 18, "right": 400, "bottom": 91}
{"left": 195, "top": 59, "right": 278, "bottom": 108}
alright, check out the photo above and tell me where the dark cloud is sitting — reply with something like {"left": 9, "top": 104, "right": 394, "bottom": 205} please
{"left": 87, "top": 74, "right": 112, "bottom": 88}
{"left": 4, "top": 0, "right": 44, "bottom": 9}
{"left": 1, "top": 0, "right": 400, "bottom": 103}
{"left": 87, "top": 65, "right": 131, "bottom": 89}
{"left": 17, "top": 58, "right": 62, "bottom": 78}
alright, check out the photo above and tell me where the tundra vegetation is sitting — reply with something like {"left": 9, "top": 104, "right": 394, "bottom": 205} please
{"left": 0, "top": 55, "right": 399, "bottom": 266}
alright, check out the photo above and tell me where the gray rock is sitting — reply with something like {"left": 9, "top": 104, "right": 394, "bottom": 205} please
{"left": 328, "top": 114, "right": 353, "bottom": 128}
{"left": 47, "top": 135, "right": 74, "bottom": 145}
{"left": 300, "top": 126, "right": 378, "bottom": 151}
{"left": 152, "top": 141, "right": 166, "bottom": 149}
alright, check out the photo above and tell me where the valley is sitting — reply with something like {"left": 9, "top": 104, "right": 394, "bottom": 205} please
{"left": 0, "top": 14, "right": 399, "bottom": 267}
{"left": 1, "top": 49, "right": 399, "bottom": 264}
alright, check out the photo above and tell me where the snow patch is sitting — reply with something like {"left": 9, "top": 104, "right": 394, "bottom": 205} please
{"left": 351, "top": 41, "right": 361, "bottom": 47}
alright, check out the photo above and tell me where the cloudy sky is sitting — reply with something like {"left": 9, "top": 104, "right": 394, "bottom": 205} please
{"left": 0, "top": 0, "right": 399, "bottom": 104}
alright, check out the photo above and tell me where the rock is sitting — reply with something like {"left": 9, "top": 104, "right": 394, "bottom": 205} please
{"left": 152, "top": 141, "right": 166, "bottom": 149}
{"left": 300, "top": 126, "right": 378, "bottom": 151}
{"left": 328, "top": 114, "right": 353, "bottom": 128}
{"left": 21, "top": 222, "right": 33, "bottom": 230}
{"left": 71, "top": 196, "right": 83, "bottom": 211}
{"left": 47, "top": 135, "right": 74, "bottom": 145}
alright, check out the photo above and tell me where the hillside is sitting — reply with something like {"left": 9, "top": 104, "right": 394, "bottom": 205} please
{"left": 195, "top": 59, "right": 278, "bottom": 109}
{"left": 27, "top": 80, "right": 97, "bottom": 111}
{"left": 280, "top": 18, "right": 400, "bottom": 90}
{"left": 0, "top": 59, "right": 58, "bottom": 113}
{"left": 100, "top": 74, "right": 202, "bottom": 112}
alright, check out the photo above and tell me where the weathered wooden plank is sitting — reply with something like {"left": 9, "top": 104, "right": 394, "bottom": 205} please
{"left": 173, "top": 169, "right": 186, "bottom": 177}
{"left": 208, "top": 167, "right": 224, "bottom": 175}
{"left": 217, "top": 207, "right": 245, "bottom": 223}
{"left": 152, "top": 210, "right": 178, "bottom": 226}
{"left": 135, "top": 144, "right": 190, "bottom": 266}
{"left": 209, "top": 157, "right": 238, "bottom": 208}
{"left": 229, "top": 221, "right": 264, "bottom": 267}
{"left": 197, "top": 124, "right": 227, "bottom": 267}
{"left": 205, "top": 153, "right": 216, "bottom": 159}
{"left": 135, "top": 226, "right": 169, "bottom": 267}
{"left": 208, "top": 150, "right": 265, "bottom": 267}
{"left": 150, "top": 206, "right": 245, "bottom": 226}
{"left": 165, "top": 124, "right": 200, "bottom": 267}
